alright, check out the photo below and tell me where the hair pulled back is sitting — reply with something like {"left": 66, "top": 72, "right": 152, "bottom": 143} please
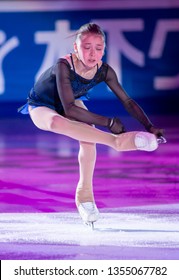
{"left": 76, "top": 23, "right": 105, "bottom": 44}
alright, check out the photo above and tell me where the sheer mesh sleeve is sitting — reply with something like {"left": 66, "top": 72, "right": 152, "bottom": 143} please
{"left": 55, "top": 59, "right": 109, "bottom": 127}
{"left": 105, "top": 65, "right": 153, "bottom": 130}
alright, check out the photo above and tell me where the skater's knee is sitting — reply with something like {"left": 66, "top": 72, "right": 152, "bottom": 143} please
{"left": 30, "top": 107, "right": 68, "bottom": 132}
{"left": 48, "top": 114, "right": 68, "bottom": 131}
{"left": 79, "top": 141, "right": 96, "bottom": 150}
{"left": 134, "top": 131, "right": 158, "bottom": 151}
{"left": 79, "top": 141, "right": 96, "bottom": 161}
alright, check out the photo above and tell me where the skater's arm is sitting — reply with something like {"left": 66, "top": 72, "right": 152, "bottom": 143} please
{"left": 55, "top": 59, "right": 108, "bottom": 125}
{"left": 105, "top": 65, "right": 164, "bottom": 137}
{"left": 55, "top": 59, "right": 124, "bottom": 134}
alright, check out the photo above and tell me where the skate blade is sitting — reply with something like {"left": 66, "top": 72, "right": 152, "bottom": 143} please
{"left": 84, "top": 221, "right": 95, "bottom": 230}
{"left": 157, "top": 136, "right": 167, "bottom": 144}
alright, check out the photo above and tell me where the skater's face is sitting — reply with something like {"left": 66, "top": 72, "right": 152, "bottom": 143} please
{"left": 74, "top": 32, "right": 105, "bottom": 68}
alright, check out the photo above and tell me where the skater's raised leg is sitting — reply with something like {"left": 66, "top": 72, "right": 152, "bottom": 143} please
{"left": 29, "top": 106, "right": 158, "bottom": 152}
{"left": 29, "top": 105, "right": 119, "bottom": 149}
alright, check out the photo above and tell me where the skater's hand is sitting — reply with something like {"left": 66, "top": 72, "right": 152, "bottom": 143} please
{"left": 108, "top": 117, "right": 126, "bottom": 134}
{"left": 148, "top": 126, "right": 164, "bottom": 139}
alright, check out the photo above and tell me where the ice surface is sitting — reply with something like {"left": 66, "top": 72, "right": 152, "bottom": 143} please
{"left": 0, "top": 204, "right": 179, "bottom": 260}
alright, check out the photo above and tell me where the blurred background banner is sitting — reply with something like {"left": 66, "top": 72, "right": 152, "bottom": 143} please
{"left": 0, "top": 0, "right": 178, "bottom": 116}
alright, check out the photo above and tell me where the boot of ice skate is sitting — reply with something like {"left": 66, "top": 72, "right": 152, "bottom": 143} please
{"left": 75, "top": 185, "right": 99, "bottom": 229}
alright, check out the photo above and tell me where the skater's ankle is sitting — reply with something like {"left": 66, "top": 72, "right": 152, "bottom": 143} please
{"left": 76, "top": 198, "right": 95, "bottom": 208}
{"left": 75, "top": 186, "right": 94, "bottom": 207}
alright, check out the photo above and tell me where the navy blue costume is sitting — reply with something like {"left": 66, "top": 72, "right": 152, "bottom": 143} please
{"left": 18, "top": 54, "right": 153, "bottom": 132}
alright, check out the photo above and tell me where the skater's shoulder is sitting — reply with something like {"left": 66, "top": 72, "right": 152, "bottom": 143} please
{"left": 56, "top": 55, "right": 72, "bottom": 71}
{"left": 58, "top": 53, "right": 74, "bottom": 69}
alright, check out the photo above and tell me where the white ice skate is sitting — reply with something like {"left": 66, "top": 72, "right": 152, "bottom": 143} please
{"left": 77, "top": 202, "right": 99, "bottom": 229}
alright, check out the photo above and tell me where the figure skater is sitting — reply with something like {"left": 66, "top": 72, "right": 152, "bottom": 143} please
{"left": 18, "top": 23, "right": 165, "bottom": 227}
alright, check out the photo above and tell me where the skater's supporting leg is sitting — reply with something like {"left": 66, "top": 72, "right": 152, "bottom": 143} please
{"left": 76, "top": 141, "right": 96, "bottom": 206}
{"left": 73, "top": 101, "right": 97, "bottom": 206}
